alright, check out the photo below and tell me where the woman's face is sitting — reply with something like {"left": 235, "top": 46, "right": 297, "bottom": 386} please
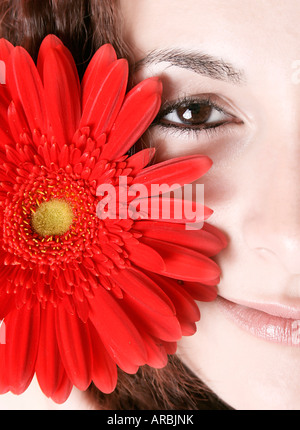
{"left": 120, "top": 0, "right": 300, "bottom": 409}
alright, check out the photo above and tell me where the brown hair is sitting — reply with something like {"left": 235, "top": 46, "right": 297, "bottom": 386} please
{"left": 0, "top": 0, "right": 231, "bottom": 410}
{"left": 0, "top": 0, "right": 133, "bottom": 78}
{"left": 88, "top": 355, "right": 231, "bottom": 410}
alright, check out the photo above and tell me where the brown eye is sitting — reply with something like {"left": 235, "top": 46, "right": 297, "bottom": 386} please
{"left": 159, "top": 100, "right": 230, "bottom": 129}
{"left": 175, "top": 103, "right": 213, "bottom": 125}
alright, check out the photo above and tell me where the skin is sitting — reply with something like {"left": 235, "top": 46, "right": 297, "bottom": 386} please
{"left": 120, "top": 0, "right": 300, "bottom": 410}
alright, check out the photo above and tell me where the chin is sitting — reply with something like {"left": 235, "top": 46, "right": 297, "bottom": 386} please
{"left": 177, "top": 299, "right": 300, "bottom": 410}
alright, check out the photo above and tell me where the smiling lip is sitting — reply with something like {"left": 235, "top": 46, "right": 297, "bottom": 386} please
{"left": 216, "top": 296, "right": 300, "bottom": 346}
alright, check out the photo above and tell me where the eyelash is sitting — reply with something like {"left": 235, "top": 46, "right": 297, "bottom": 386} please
{"left": 152, "top": 95, "right": 238, "bottom": 138}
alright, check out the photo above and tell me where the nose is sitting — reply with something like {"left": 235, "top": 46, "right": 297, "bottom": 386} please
{"left": 242, "top": 124, "right": 300, "bottom": 275}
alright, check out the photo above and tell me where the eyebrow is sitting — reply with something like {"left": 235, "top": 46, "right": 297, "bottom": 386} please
{"left": 133, "top": 48, "right": 246, "bottom": 85}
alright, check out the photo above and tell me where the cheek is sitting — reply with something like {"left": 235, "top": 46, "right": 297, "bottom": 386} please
{"left": 196, "top": 165, "right": 237, "bottom": 208}
{"left": 145, "top": 128, "right": 248, "bottom": 259}
{"left": 144, "top": 126, "right": 254, "bottom": 284}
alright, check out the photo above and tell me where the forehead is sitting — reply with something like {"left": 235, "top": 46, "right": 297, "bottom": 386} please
{"left": 120, "top": 0, "right": 300, "bottom": 74}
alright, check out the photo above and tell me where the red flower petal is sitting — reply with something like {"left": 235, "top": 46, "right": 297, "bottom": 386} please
{"left": 126, "top": 148, "right": 156, "bottom": 176}
{"left": 7, "top": 46, "right": 47, "bottom": 134}
{"left": 162, "top": 341, "right": 177, "bottom": 355}
{"left": 134, "top": 221, "right": 227, "bottom": 256}
{"left": 120, "top": 287, "right": 182, "bottom": 343}
{"left": 0, "top": 38, "right": 13, "bottom": 104}
{"left": 139, "top": 331, "right": 169, "bottom": 368}
{"left": 4, "top": 305, "right": 40, "bottom": 394}
{"left": 37, "top": 35, "right": 63, "bottom": 79}
{"left": 0, "top": 290, "right": 13, "bottom": 320}
{"left": 35, "top": 304, "right": 66, "bottom": 398}
{"left": 81, "top": 44, "right": 117, "bottom": 109}
{"left": 0, "top": 102, "right": 12, "bottom": 146}
{"left": 113, "top": 267, "right": 176, "bottom": 316}
{"left": 0, "top": 344, "right": 8, "bottom": 394}
{"left": 55, "top": 304, "right": 92, "bottom": 391}
{"left": 0, "top": 38, "right": 14, "bottom": 63}
{"left": 37, "top": 35, "right": 80, "bottom": 94}
{"left": 89, "top": 323, "right": 118, "bottom": 394}
{"left": 141, "top": 236, "right": 221, "bottom": 283}
{"left": 80, "top": 59, "right": 128, "bottom": 139}
{"left": 7, "top": 100, "right": 31, "bottom": 147}
{"left": 50, "top": 370, "right": 73, "bottom": 404}
{"left": 42, "top": 44, "right": 81, "bottom": 147}
{"left": 126, "top": 241, "right": 166, "bottom": 272}
{"left": 113, "top": 269, "right": 182, "bottom": 343}
{"left": 89, "top": 286, "right": 147, "bottom": 367}
{"left": 148, "top": 273, "right": 200, "bottom": 335}
{"left": 152, "top": 274, "right": 201, "bottom": 318}
{"left": 133, "top": 155, "right": 212, "bottom": 193}
{"left": 179, "top": 282, "right": 218, "bottom": 302}
{"left": 199, "top": 222, "right": 228, "bottom": 249}
{"left": 100, "top": 77, "right": 162, "bottom": 160}
{"left": 0, "top": 39, "right": 13, "bottom": 140}
{"left": 143, "top": 197, "right": 213, "bottom": 223}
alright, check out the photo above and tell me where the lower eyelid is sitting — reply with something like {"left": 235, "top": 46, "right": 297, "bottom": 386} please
{"left": 152, "top": 120, "right": 230, "bottom": 137}
{"left": 150, "top": 116, "right": 246, "bottom": 142}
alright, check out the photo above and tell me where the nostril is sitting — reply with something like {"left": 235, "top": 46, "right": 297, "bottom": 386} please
{"left": 252, "top": 247, "right": 278, "bottom": 262}
{"left": 243, "top": 215, "right": 300, "bottom": 275}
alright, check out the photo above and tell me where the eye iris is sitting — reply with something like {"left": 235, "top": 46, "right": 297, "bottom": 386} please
{"left": 177, "top": 103, "right": 212, "bottom": 125}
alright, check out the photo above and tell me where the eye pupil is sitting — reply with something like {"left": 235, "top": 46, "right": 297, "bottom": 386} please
{"left": 177, "top": 103, "right": 212, "bottom": 125}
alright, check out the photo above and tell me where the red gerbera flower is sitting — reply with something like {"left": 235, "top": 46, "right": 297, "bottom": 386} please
{"left": 0, "top": 35, "right": 227, "bottom": 403}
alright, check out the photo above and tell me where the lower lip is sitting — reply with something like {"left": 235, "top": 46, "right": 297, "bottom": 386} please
{"left": 216, "top": 296, "right": 300, "bottom": 347}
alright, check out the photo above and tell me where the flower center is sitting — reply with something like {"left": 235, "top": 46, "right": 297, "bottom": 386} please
{"left": 31, "top": 199, "right": 74, "bottom": 237}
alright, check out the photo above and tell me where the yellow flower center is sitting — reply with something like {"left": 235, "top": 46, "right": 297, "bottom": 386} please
{"left": 31, "top": 199, "right": 74, "bottom": 237}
